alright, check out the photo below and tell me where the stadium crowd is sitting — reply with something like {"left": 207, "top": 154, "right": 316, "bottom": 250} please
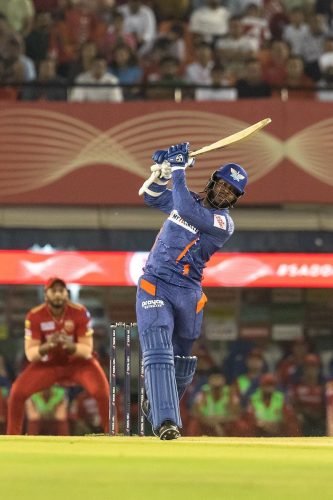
{"left": 0, "top": 0, "right": 332, "bottom": 101}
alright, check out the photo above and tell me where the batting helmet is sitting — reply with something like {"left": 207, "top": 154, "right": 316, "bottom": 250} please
{"left": 213, "top": 163, "right": 248, "bottom": 195}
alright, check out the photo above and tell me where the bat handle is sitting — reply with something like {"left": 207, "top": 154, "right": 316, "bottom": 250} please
{"left": 138, "top": 152, "right": 194, "bottom": 196}
{"left": 138, "top": 166, "right": 160, "bottom": 196}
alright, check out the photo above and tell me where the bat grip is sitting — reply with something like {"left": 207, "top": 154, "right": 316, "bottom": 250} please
{"left": 138, "top": 166, "right": 160, "bottom": 196}
{"left": 138, "top": 153, "right": 194, "bottom": 196}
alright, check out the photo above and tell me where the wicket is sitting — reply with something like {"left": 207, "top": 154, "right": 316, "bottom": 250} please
{"left": 109, "top": 322, "right": 145, "bottom": 436}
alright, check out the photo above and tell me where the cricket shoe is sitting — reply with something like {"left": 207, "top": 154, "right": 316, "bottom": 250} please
{"left": 158, "top": 420, "right": 181, "bottom": 441}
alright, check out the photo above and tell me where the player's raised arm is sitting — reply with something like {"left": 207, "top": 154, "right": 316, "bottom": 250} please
{"left": 142, "top": 150, "right": 174, "bottom": 214}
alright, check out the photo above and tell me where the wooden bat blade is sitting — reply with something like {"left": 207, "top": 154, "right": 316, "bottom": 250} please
{"left": 189, "top": 117, "right": 271, "bottom": 158}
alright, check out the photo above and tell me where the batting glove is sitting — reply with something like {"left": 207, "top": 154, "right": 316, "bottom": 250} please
{"left": 152, "top": 149, "right": 168, "bottom": 165}
{"left": 167, "top": 142, "right": 189, "bottom": 170}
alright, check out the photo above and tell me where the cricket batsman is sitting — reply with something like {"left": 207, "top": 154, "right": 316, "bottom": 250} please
{"left": 136, "top": 142, "right": 248, "bottom": 439}
{"left": 7, "top": 277, "right": 110, "bottom": 435}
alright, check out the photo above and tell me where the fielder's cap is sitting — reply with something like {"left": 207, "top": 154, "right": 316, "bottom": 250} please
{"left": 304, "top": 354, "right": 321, "bottom": 366}
{"left": 260, "top": 373, "right": 277, "bottom": 386}
{"left": 213, "top": 163, "right": 248, "bottom": 195}
{"left": 44, "top": 277, "right": 67, "bottom": 290}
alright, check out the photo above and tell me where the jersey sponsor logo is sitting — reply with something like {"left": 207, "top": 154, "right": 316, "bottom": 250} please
{"left": 64, "top": 320, "right": 74, "bottom": 333}
{"left": 168, "top": 210, "right": 198, "bottom": 234}
{"left": 213, "top": 214, "right": 227, "bottom": 230}
{"left": 40, "top": 321, "right": 55, "bottom": 331}
{"left": 141, "top": 299, "right": 165, "bottom": 309}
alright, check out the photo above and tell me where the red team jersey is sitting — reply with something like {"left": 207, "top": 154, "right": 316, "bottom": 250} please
{"left": 291, "top": 383, "right": 325, "bottom": 417}
{"left": 25, "top": 302, "right": 93, "bottom": 365}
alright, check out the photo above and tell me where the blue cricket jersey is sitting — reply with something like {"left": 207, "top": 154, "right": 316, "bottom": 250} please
{"left": 143, "top": 169, "right": 234, "bottom": 288}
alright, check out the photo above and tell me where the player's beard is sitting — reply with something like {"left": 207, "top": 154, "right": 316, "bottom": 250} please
{"left": 47, "top": 298, "right": 66, "bottom": 310}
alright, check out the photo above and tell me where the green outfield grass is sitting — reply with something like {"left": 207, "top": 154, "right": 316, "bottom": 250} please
{"left": 1, "top": 436, "right": 333, "bottom": 500}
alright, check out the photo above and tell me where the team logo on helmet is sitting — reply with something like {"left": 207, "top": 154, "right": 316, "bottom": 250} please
{"left": 230, "top": 167, "right": 245, "bottom": 182}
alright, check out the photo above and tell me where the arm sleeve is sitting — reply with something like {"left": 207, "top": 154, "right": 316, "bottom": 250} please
{"left": 25, "top": 312, "right": 41, "bottom": 340}
{"left": 171, "top": 170, "right": 233, "bottom": 238}
{"left": 76, "top": 308, "right": 94, "bottom": 338}
{"left": 143, "top": 178, "right": 173, "bottom": 214}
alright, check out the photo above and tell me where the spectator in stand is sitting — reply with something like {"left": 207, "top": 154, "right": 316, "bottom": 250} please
{"left": 189, "top": 0, "right": 230, "bottom": 44}
{"left": 49, "top": 0, "right": 99, "bottom": 77}
{"left": 2, "top": 34, "right": 36, "bottom": 84}
{"left": 262, "top": 39, "right": 290, "bottom": 87}
{"left": 67, "top": 40, "right": 98, "bottom": 82}
{"left": 281, "top": 0, "right": 315, "bottom": 16}
{"left": 318, "top": 36, "right": 333, "bottom": 76}
{"left": 246, "top": 373, "right": 299, "bottom": 437}
{"left": 0, "top": 0, "right": 35, "bottom": 37}
{"left": 316, "top": 0, "right": 333, "bottom": 31}
{"left": 277, "top": 338, "right": 312, "bottom": 388}
{"left": 70, "top": 54, "right": 123, "bottom": 102}
{"left": 282, "top": 55, "right": 314, "bottom": 98}
{"left": 185, "top": 41, "right": 214, "bottom": 85}
{"left": 241, "top": 3, "right": 271, "bottom": 50}
{"left": 231, "top": 348, "right": 266, "bottom": 411}
{"left": 316, "top": 64, "right": 333, "bottom": 101}
{"left": 109, "top": 43, "right": 142, "bottom": 100}
{"left": 153, "top": 0, "right": 190, "bottom": 21}
{"left": 64, "top": 0, "right": 99, "bottom": 48}
{"left": 228, "top": 0, "right": 264, "bottom": 15}
{"left": 188, "top": 373, "right": 240, "bottom": 436}
{"left": 216, "top": 15, "right": 258, "bottom": 80}
{"left": 25, "top": 385, "right": 69, "bottom": 435}
{"left": 0, "top": 14, "right": 13, "bottom": 54}
{"left": 0, "top": 57, "right": 18, "bottom": 99}
{"left": 145, "top": 55, "right": 185, "bottom": 100}
{"left": 142, "top": 38, "right": 173, "bottom": 84}
{"left": 157, "top": 22, "right": 188, "bottom": 65}
{"left": 236, "top": 57, "right": 272, "bottom": 97}
{"left": 69, "top": 388, "right": 105, "bottom": 435}
{"left": 316, "top": 0, "right": 333, "bottom": 18}
{"left": 100, "top": 10, "right": 137, "bottom": 64}
{"left": 268, "top": 4, "right": 289, "bottom": 40}
{"left": 33, "top": 0, "right": 60, "bottom": 13}
{"left": 289, "top": 354, "right": 325, "bottom": 436}
{"left": 7, "top": 277, "right": 110, "bottom": 435}
{"left": 282, "top": 7, "right": 309, "bottom": 56}
{"left": 25, "top": 12, "right": 52, "bottom": 69}
{"left": 21, "top": 58, "right": 67, "bottom": 101}
{"left": 118, "top": 0, "right": 156, "bottom": 56}
{"left": 195, "top": 63, "right": 237, "bottom": 101}
{"left": 299, "top": 12, "right": 328, "bottom": 81}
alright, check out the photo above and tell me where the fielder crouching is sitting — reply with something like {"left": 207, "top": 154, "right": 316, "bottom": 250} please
{"left": 7, "top": 277, "right": 110, "bottom": 435}
{"left": 136, "top": 142, "right": 248, "bottom": 440}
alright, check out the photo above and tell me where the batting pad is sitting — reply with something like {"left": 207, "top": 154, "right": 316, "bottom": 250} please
{"left": 142, "top": 327, "right": 181, "bottom": 429}
{"left": 175, "top": 355, "right": 198, "bottom": 400}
